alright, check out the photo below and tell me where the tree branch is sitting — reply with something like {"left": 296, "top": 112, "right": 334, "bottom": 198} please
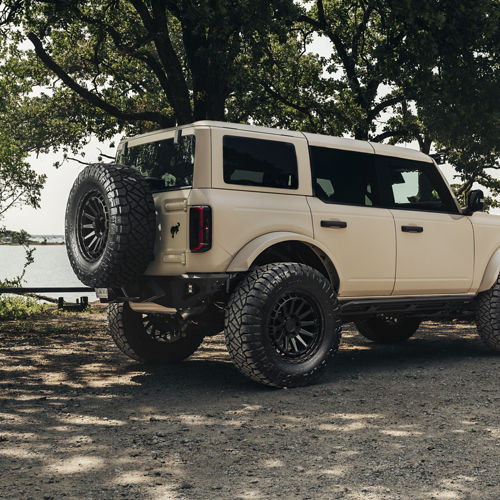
{"left": 367, "top": 95, "right": 403, "bottom": 121}
{"left": 371, "top": 129, "right": 399, "bottom": 143}
{"left": 298, "top": 14, "right": 323, "bottom": 32}
{"left": 130, "top": 0, "right": 193, "bottom": 123}
{"left": 311, "top": 1, "right": 366, "bottom": 110}
{"left": 65, "top": 157, "right": 93, "bottom": 166}
{"left": 260, "top": 82, "right": 311, "bottom": 116}
{"left": 74, "top": 8, "right": 174, "bottom": 101}
{"left": 27, "top": 32, "right": 171, "bottom": 127}
{"left": 352, "top": 4, "right": 374, "bottom": 62}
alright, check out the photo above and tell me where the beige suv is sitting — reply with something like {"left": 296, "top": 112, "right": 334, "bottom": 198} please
{"left": 65, "top": 121, "right": 500, "bottom": 387}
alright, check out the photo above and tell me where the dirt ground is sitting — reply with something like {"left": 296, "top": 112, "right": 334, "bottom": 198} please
{"left": 0, "top": 311, "right": 498, "bottom": 500}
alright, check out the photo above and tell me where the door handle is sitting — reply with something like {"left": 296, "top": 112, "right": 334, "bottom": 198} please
{"left": 321, "top": 220, "right": 347, "bottom": 228}
{"left": 401, "top": 225, "right": 423, "bottom": 233}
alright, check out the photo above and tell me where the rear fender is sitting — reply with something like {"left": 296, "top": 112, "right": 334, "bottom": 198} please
{"left": 478, "top": 247, "right": 500, "bottom": 292}
{"left": 226, "top": 231, "right": 341, "bottom": 284}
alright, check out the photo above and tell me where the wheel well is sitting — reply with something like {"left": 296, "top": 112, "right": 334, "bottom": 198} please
{"left": 251, "top": 241, "right": 339, "bottom": 291}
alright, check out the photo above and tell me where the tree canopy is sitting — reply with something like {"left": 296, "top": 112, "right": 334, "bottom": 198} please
{"left": 0, "top": 0, "right": 498, "bottom": 205}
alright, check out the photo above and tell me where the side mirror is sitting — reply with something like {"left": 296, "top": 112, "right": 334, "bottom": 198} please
{"left": 466, "top": 189, "right": 485, "bottom": 214}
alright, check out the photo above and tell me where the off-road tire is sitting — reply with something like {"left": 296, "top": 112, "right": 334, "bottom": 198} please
{"left": 108, "top": 303, "right": 204, "bottom": 363}
{"left": 65, "top": 163, "right": 156, "bottom": 288}
{"left": 476, "top": 276, "right": 500, "bottom": 352}
{"left": 354, "top": 317, "right": 420, "bottom": 343}
{"left": 224, "top": 263, "right": 342, "bottom": 388}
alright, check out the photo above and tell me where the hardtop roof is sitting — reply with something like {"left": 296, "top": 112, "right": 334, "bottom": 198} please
{"left": 118, "top": 120, "right": 432, "bottom": 163}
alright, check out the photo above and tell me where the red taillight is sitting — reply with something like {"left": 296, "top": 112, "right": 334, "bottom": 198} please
{"left": 189, "top": 206, "right": 212, "bottom": 253}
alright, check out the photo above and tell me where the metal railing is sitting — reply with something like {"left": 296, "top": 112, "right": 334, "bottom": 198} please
{"left": 0, "top": 287, "right": 95, "bottom": 311}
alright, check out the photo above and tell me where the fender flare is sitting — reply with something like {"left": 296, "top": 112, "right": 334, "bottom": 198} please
{"left": 478, "top": 247, "right": 500, "bottom": 292}
{"left": 226, "top": 231, "right": 342, "bottom": 284}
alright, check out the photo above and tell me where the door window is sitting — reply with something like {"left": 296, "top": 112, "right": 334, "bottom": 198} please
{"left": 309, "top": 146, "right": 378, "bottom": 206}
{"left": 377, "top": 157, "right": 457, "bottom": 213}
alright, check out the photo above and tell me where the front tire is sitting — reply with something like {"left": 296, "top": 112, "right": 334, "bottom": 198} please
{"left": 224, "top": 263, "right": 342, "bottom": 388}
{"left": 355, "top": 316, "right": 420, "bottom": 343}
{"left": 476, "top": 276, "right": 500, "bottom": 352}
{"left": 108, "top": 303, "right": 204, "bottom": 363}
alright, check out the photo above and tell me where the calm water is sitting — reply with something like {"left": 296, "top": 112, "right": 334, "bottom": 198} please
{"left": 1, "top": 245, "right": 97, "bottom": 302}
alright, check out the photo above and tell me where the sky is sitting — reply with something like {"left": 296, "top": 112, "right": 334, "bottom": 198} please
{"left": 1, "top": 35, "right": 465, "bottom": 235}
{"left": 3, "top": 137, "right": 119, "bottom": 234}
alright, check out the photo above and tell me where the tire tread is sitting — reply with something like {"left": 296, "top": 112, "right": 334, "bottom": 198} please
{"left": 224, "top": 263, "right": 342, "bottom": 387}
{"left": 65, "top": 163, "right": 156, "bottom": 288}
{"left": 476, "top": 275, "right": 500, "bottom": 352}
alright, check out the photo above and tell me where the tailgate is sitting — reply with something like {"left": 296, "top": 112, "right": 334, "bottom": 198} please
{"left": 144, "top": 189, "right": 191, "bottom": 275}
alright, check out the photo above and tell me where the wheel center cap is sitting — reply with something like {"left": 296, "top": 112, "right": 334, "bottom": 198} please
{"left": 285, "top": 318, "right": 297, "bottom": 333}
{"left": 94, "top": 218, "right": 104, "bottom": 233}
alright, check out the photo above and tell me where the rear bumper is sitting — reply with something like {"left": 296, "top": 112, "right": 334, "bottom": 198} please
{"left": 95, "top": 273, "right": 236, "bottom": 310}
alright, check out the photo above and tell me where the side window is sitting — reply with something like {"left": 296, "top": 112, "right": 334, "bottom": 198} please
{"left": 309, "top": 146, "right": 378, "bottom": 206}
{"left": 378, "top": 157, "right": 457, "bottom": 213}
{"left": 223, "top": 136, "right": 298, "bottom": 189}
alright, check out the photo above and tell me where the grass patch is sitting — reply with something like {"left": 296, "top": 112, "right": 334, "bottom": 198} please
{"left": 0, "top": 295, "right": 49, "bottom": 320}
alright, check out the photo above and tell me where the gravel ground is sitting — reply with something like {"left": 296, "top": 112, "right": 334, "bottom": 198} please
{"left": 0, "top": 311, "right": 498, "bottom": 500}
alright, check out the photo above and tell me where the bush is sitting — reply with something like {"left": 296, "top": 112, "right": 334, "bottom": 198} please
{"left": 0, "top": 295, "right": 47, "bottom": 320}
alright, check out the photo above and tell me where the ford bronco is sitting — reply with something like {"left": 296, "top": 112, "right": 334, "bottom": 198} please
{"left": 65, "top": 121, "right": 500, "bottom": 387}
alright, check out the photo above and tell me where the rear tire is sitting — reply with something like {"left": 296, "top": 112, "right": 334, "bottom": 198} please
{"left": 224, "top": 263, "right": 342, "bottom": 388}
{"left": 355, "top": 316, "right": 420, "bottom": 343}
{"left": 108, "top": 303, "right": 204, "bottom": 363}
{"left": 476, "top": 276, "right": 500, "bottom": 352}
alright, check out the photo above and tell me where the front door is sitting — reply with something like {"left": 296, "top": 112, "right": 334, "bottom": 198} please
{"left": 377, "top": 156, "right": 474, "bottom": 295}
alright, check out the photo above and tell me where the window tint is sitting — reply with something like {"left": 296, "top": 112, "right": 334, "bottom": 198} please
{"left": 121, "top": 134, "right": 195, "bottom": 191}
{"left": 223, "top": 136, "right": 298, "bottom": 189}
{"left": 309, "top": 146, "right": 378, "bottom": 206}
{"left": 378, "top": 157, "right": 457, "bottom": 213}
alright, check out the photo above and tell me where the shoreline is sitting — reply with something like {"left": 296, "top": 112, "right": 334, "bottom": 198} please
{"left": 0, "top": 242, "right": 64, "bottom": 246}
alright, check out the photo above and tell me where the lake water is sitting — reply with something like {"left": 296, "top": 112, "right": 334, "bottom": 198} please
{"left": 1, "top": 245, "right": 97, "bottom": 302}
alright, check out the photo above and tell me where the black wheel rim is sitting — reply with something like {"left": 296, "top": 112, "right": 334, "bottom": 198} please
{"left": 142, "top": 314, "right": 184, "bottom": 343}
{"left": 77, "top": 190, "right": 109, "bottom": 261}
{"left": 268, "top": 292, "right": 323, "bottom": 360}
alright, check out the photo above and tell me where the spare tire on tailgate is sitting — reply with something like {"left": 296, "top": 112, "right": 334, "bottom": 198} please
{"left": 65, "top": 163, "right": 156, "bottom": 288}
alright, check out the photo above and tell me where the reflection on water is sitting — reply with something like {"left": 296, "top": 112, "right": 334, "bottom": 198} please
{"left": 1, "top": 245, "right": 97, "bottom": 302}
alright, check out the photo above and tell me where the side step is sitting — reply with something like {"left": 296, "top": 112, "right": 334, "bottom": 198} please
{"left": 338, "top": 295, "right": 477, "bottom": 321}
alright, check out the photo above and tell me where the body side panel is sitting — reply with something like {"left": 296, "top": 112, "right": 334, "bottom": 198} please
{"left": 470, "top": 212, "right": 500, "bottom": 292}
{"left": 147, "top": 188, "right": 314, "bottom": 275}
{"left": 391, "top": 210, "right": 474, "bottom": 295}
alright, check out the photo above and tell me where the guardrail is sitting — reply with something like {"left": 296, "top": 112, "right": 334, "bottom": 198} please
{"left": 0, "top": 287, "right": 95, "bottom": 311}
{"left": 0, "top": 287, "right": 93, "bottom": 293}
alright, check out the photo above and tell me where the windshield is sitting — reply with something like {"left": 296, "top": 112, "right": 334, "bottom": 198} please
{"left": 121, "top": 134, "right": 195, "bottom": 191}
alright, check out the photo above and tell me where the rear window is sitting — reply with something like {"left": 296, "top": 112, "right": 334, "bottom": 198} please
{"left": 121, "top": 134, "right": 195, "bottom": 191}
{"left": 223, "top": 136, "right": 298, "bottom": 189}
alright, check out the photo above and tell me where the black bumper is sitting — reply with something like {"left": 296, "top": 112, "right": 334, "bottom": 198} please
{"left": 96, "top": 273, "right": 236, "bottom": 310}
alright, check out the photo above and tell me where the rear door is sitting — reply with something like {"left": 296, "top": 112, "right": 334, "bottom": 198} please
{"left": 376, "top": 156, "right": 474, "bottom": 295}
{"left": 307, "top": 145, "right": 396, "bottom": 297}
{"left": 120, "top": 127, "right": 196, "bottom": 275}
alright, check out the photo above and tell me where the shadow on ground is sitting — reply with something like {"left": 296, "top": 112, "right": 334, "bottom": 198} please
{"left": 0, "top": 313, "right": 498, "bottom": 499}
